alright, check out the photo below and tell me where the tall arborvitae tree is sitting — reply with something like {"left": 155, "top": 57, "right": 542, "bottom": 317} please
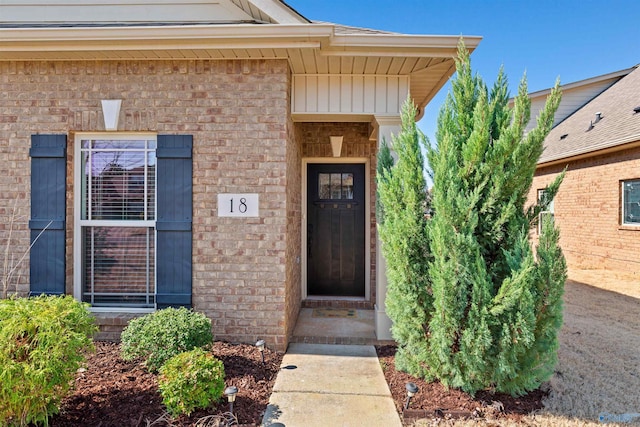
{"left": 378, "top": 39, "right": 567, "bottom": 396}
{"left": 377, "top": 101, "right": 433, "bottom": 378}
{"left": 426, "top": 39, "right": 566, "bottom": 395}
{"left": 376, "top": 137, "right": 394, "bottom": 224}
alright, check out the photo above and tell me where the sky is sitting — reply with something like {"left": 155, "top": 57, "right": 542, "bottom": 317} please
{"left": 289, "top": 0, "right": 640, "bottom": 145}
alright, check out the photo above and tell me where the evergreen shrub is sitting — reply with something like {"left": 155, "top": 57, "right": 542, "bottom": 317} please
{"left": 120, "top": 307, "right": 213, "bottom": 372}
{"left": 0, "top": 295, "right": 96, "bottom": 426}
{"left": 378, "top": 39, "right": 567, "bottom": 396}
{"left": 158, "top": 348, "right": 226, "bottom": 416}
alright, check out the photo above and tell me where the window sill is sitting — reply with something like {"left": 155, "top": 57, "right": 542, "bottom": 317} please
{"left": 89, "top": 307, "right": 155, "bottom": 314}
{"left": 618, "top": 225, "right": 640, "bottom": 231}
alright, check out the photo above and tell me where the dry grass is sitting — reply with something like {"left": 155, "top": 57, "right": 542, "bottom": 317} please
{"left": 569, "top": 269, "right": 640, "bottom": 299}
{"left": 411, "top": 414, "right": 629, "bottom": 426}
{"left": 411, "top": 278, "right": 640, "bottom": 427}
{"left": 540, "top": 280, "right": 640, "bottom": 423}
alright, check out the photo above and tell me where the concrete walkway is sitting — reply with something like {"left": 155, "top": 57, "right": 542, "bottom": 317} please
{"left": 262, "top": 343, "right": 402, "bottom": 427}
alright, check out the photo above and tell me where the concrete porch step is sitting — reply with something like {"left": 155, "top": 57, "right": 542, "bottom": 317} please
{"left": 289, "top": 307, "right": 395, "bottom": 346}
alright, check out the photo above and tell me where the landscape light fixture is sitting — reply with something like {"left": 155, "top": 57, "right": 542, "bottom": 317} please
{"left": 404, "top": 382, "right": 419, "bottom": 410}
{"left": 224, "top": 386, "right": 238, "bottom": 414}
{"left": 256, "top": 339, "right": 266, "bottom": 365}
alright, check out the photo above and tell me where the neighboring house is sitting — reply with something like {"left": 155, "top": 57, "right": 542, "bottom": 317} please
{"left": 0, "top": 0, "right": 480, "bottom": 349}
{"left": 528, "top": 65, "right": 640, "bottom": 279}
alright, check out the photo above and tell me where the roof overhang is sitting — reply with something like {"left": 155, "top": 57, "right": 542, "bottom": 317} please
{"left": 537, "top": 136, "right": 640, "bottom": 168}
{"left": 0, "top": 24, "right": 478, "bottom": 56}
{"left": 0, "top": 23, "right": 480, "bottom": 118}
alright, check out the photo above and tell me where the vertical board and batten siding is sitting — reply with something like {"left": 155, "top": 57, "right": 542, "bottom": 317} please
{"left": 29, "top": 134, "right": 66, "bottom": 296}
{"left": 292, "top": 75, "right": 409, "bottom": 115}
{"left": 156, "top": 135, "right": 193, "bottom": 308}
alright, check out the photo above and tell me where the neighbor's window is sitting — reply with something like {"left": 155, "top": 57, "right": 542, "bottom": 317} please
{"left": 622, "top": 179, "right": 640, "bottom": 226}
{"left": 79, "top": 137, "right": 157, "bottom": 308}
{"left": 318, "top": 173, "right": 354, "bottom": 199}
{"left": 537, "top": 188, "right": 555, "bottom": 234}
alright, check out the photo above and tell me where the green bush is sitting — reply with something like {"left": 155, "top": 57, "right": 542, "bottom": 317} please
{"left": 120, "top": 307, "right": 213, "bottom": 372}
{"left": 158, "top": 348, "right": 226, "bottom": 416}
{"left": 0, "top": 295, "right": 97, "bottom": 426}
{"left": 378, "top": 40, "right": 566, "bottom": 396}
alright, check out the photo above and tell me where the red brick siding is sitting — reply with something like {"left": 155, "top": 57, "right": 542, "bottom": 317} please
{"left": 529, "top": 144, "right": 640, "bottom": 275}
{"left": 1, "top": 59, "right": 294, "bottom": 349}
{"left": 284, "top": 74, "right": 302, "bottom": 346}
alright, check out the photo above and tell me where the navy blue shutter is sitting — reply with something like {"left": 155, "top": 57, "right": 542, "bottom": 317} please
{"left": 29, "top": 135, "right": 66, "bottom": 296}
{"left": 156, "top": 135, "right": 193, "bottom": 308}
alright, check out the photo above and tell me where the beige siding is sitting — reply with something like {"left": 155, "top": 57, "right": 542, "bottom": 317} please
{"left": 292, "top": 75, "right": 410, "bottom": 116}
{"left": 0, "top": 0, "right": 253, "bottom": 23}
{"left": 527, "top": 79, "right": 621, "bottom": 133}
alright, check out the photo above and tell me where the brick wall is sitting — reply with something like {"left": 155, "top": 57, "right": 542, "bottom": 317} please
{"left": 0, "top": 59, "right": 295, "bottom": 349}
{"left": 529, "top": 144, "right": 640, "bottom": 276}
{"left": 283, "top": 78, "right": 302, "bottom": 346}
{"left": 299, "top": 122, "right": 378, "bottom": 308}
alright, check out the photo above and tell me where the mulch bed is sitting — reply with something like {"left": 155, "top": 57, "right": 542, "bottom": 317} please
{"left": 376, "top": 345, "right": 545, "bottom": 425}
{"left": 49, "top": 342, "right": 544, "bottom": 426}
{"left": 50, "top": 341, "right": 283, "bottom": 427}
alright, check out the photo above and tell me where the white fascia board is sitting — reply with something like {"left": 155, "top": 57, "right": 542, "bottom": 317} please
{"left": 330, "top": 34, "right": 481, "bottom": 49}
{"left": 527, "top": 66, "right": 637, "bottom": 100}
{"left": 321, "top": 34, "right": 481, "bottom": 58}
{"left": 0, "top": 23, "right": 334, "bottom": 43}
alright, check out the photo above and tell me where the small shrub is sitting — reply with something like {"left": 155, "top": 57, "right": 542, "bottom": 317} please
{"left": 158, "top": 348, "right": 225, "bottom": 416}
{"left": 0, "top": 295, "right": 97, "bottom": 426}
{"left": 120, "top": 307, "right": 213, "bottom": 372}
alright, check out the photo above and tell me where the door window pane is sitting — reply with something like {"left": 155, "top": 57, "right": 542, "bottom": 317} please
{"left": 330, "top": 173, "right": 342, "bottom": 199}
{"left": 319, "top": 173, "right": 331, "bottom": 199}
{"left": 342, "top": 173, "right": 353, "bottom": 199}
{"left": 318, "top": 172, "right": 354, "bottom": 200}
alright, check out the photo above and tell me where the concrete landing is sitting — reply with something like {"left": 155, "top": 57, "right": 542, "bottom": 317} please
{"left": 262, "top": 343, "right": 401, "bottom": 427}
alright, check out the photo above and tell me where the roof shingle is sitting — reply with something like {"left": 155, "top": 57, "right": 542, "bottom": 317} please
{"left": 539, "top": 65, "right": 640, "bottom": 164}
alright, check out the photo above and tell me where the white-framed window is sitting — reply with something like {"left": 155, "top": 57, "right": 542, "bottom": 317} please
{"left": 622, "top": 179, "right": 640, "bottom": 226}
{"left": 537, "top": 188, "right": 555, "bottom": 234}
{"left": 74, "top": 134, "right": 157, "bottom": 309}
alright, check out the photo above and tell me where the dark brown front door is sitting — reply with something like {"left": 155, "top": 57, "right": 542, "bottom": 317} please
{"left": 307, "top": 163, "right": 365, "bottom": 297}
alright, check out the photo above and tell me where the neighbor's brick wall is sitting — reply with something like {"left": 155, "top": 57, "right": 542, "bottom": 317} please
{"left": 528, "top": 144, "right": 640, "bottom": 276}
{"left": 0, "top": 59, "right": 294, "bottom": 349}
{"left": 299, "top": 122, "right": 378, "bottom": 308}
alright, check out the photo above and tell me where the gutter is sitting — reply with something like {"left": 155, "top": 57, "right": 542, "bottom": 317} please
{"left": 537, "top": 136, "right": 640, "bottom": 169}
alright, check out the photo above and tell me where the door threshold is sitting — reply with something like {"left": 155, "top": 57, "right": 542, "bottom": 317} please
{"left": 302, "top": 298, "right": 373, "bottom": 310}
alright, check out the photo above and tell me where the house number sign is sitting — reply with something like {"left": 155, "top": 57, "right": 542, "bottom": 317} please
{"left": 217, "top": 193, "right": 259, "bottom": 217}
